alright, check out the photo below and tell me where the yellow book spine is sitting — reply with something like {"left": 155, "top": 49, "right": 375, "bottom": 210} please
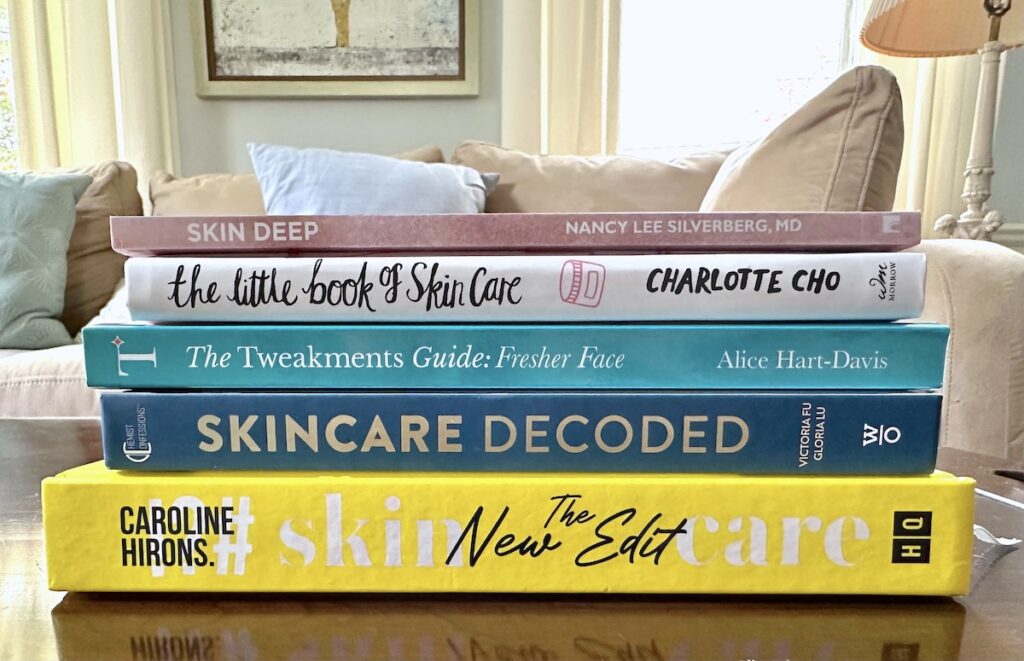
{"left": 43, "top": 462, "right": 975, "bottom": 595}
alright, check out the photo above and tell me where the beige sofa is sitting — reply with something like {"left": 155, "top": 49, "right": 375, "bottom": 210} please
{"left": 2, "top": 66, "right": 1022, "bottom": 461}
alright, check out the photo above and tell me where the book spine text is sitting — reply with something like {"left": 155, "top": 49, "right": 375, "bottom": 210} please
{"left": 100, "top": 391, "right": 940, "bottom": 474}
{"left": 82, "top": 323, "right": 949, "bottom": 390}
{"left": 125, "top": 253, "right": 926, "bottom": 322}
{"left": 109, "top": 211, "right": 922, "bottom": 255}
{"left": 42, "top": 467, "right": 975, "bottom": 594}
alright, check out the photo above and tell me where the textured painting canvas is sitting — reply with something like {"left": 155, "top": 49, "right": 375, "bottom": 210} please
{"left": 194, "top": 0, "right": 476, "bottom": 95}
{"left": 207, "top": 0, "right": 462, "bottom": 78}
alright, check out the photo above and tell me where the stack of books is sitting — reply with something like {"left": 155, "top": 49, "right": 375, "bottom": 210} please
{"left": 44, "top": 211, "right": 975, "bottom": 595}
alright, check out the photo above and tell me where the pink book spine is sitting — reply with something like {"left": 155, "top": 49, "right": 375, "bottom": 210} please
{"left": 110, "top": 212, "right": 922, "bottom": 256}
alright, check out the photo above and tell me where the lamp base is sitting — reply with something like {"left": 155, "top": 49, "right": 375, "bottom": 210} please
{"left": 933, "top": 39, "right": 1008, "bottom": 242}
{"left": 934, "top": 208, "right": 1006, "bottom": 240}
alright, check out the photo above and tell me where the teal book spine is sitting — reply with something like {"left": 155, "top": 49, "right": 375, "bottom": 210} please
{"left": 83, "top": 323, "right": 948, "bottom": 390}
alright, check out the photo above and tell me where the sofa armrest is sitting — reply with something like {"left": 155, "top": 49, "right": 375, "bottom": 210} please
{"left": 911, "top": 239, "right": 1024, "bottom": 460}
{"left": 0, "top": 344, "right": 97, "bottom": 418}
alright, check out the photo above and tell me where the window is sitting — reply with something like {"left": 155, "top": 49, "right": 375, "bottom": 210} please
{"left": 617, "top": 1, "right": 861, "bottom": 160}
{"left": 0, "top": 0, "right": 17, "bottom": 170}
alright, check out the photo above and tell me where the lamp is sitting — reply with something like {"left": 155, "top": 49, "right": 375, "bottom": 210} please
{"left": 862, "top": 0, "right": 1024, "bottom": 240}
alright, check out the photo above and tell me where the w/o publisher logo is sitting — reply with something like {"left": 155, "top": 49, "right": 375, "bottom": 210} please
{"left": 863, "top": 423, "right": 901, "bottom": 447}
{"left": 112, "top": 336, "right": 157, "bottom": 376}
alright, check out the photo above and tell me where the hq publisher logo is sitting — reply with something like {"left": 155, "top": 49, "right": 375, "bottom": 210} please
{"left": 891, "top": 511, "right": 932, "bottom": 564}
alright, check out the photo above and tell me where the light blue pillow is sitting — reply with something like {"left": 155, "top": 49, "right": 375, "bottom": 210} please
{"left": 0, "top": 172, "right": 92, "bottom": 349}
{"left": 248, "top": 143, "right": 498, "bottom": 215}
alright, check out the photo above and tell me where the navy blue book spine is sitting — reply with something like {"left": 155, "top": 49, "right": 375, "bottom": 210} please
{"left": 101, "top": 391, "right": 940, "bottom": 475}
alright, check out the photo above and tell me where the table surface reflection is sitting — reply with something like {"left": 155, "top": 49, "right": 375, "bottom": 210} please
{"left": 2, "top": 418, "right": 1022, "bottom": 661}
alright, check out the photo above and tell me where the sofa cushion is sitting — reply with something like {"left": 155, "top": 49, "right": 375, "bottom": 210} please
{"left": 452, "top": 141, "right": 727, "bottom": 213}
{"left": 62, "top": 162, "right": 142, "bottom": 336}
{"left": 85, "top": 278, "right": 130, "bottom": 327}
{"left": 700, "top": 65, "right": 903, "bottom": 212}
{"left": 0, "top": 172, "right": 92, "bottom": 350}
{"left": 0, "top": 343, "right": 97, "bottom": 417}
{"left": 150, "top": 145, "right": 447, "bottom": 216}
{"left": 74, "top": 279, "right": 129, "bottom": 345}
{"left": 249, "top": 143, "right": 496, "bottom": 215}
{"left": 150, "top": 171, "right": 266, "bottom": 216}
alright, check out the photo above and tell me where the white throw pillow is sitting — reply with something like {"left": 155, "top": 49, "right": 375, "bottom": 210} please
{"left": 248, "top": 143, "right": 498, "bottom": 214}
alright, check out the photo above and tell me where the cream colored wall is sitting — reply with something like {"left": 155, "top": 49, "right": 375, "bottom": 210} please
{"left": 167, "top": 0, "right": 501, "bottom": 175}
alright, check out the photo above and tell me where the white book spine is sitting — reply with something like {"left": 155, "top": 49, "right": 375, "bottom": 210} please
{"left": 125, "top": 253, "right": 926, "bottom": 322}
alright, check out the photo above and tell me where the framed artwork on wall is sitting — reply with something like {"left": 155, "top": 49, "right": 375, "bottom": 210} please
{"left": 191, "top": 0, "right": 479, "bottom": 97}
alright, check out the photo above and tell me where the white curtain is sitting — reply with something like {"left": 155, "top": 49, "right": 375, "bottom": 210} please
{"left": 862, "top": 50, "right": 980, "bottom": 238}
{"left": 501, "top": 0, "right": 620, "bottom": 155}
{"left": 10, "top": 0, "right": 178, "bottom": 188}
{"left": 503, "top": 0, "right": 979, "bottom": 234}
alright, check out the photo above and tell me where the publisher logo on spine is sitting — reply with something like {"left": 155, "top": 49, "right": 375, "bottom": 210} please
{"left": 122, "top": 405, "right": 151, "bottom": 463}
{"left": 868, "top": 261, "right": 897, "bottom": 302}
{"left": 881, "top": 213, "right": 902, "bottom": 233}
{"left": 560, "top": 260, "right": 606, "bottom": 308}
{"left": 122, "top": 444, "right": 151, "bottom": 463}
{"left": 112, "top": 336, "right": 158, "bottom": 376}
{"left": 891, "top": 511, "right": 932, "bottom": 564}
{"left": 863, "top": 423, "right": 902, "bottom": 447}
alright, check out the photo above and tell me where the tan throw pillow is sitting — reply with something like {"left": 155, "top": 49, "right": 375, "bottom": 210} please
{"left": 452, "top": 141, "right": 727, "bottom": 213}
{"left": 62, "top": 161, "right": 142, "bottom": 336}
{"left": 150, "top": 145, "right": 447, "bottom": 216}
{"left": 394, "top": 144, "right": 445, "bottom": 164}
{"left": 150, "top": 171, "right": 265, "bottom": 216}
{"left": 700, "top": 65, "right": 903, "bottom": 212}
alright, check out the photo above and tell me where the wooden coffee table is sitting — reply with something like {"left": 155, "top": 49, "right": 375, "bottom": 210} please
{"left": 3, "top": 418, "right": 1023, "bottom": 660}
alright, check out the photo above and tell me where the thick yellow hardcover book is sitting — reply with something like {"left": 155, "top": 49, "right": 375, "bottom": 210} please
{"left": 43, "top": 462, "right": 975, "bottom": 595}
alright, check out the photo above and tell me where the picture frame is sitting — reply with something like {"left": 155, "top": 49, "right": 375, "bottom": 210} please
{"left": 190, "top": 0, "right": 479, "bottom": 98}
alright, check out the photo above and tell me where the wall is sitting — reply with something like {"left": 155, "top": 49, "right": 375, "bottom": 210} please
{"left": 168, "top": 1, "right": 502, "bottom": 175}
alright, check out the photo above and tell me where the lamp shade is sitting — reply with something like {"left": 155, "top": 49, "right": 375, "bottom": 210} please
{"left": 862, "top": 0, "right": 1024, "bottom": 57}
